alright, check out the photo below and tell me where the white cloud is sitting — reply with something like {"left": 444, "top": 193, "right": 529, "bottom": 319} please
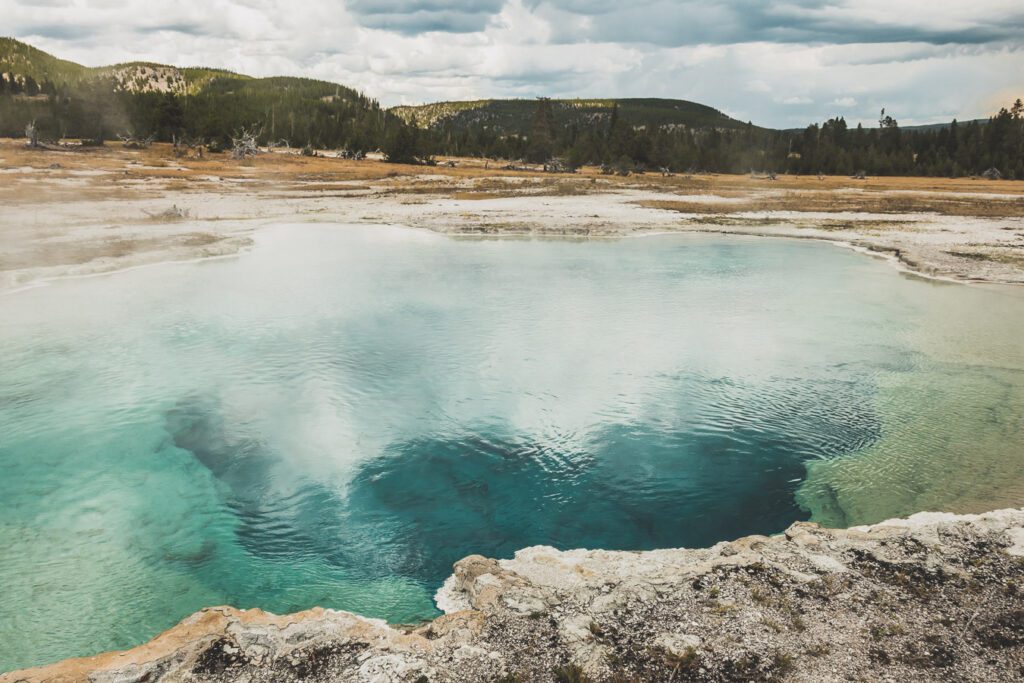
{"left": 4, "top": 0, "right": 1023, "bottom": 127}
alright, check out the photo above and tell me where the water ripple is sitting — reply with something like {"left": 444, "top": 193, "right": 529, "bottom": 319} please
{"left": 1, "top": 226, "right": 1023, "bottom": 672}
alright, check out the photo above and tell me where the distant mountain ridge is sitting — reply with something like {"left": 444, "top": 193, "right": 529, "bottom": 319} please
{"left": 899, "top": 119, "right": 988, "bottom": 132}
{"left": 0, "top": 37, "right": 361, "bottom": 100}
{"left": 0, "top": 38, "right": 393, "bottom": 149}
{"left": 0, "top": 37, "right": 761, "bottom": 145}
{"left": 3, "top": 37, "right": 988, "bottom": 137}
{"left": 0, "top": 37, "right": 241, "bottom": 95}
{"left": 390, "top": 97, "right": 753, "bottom": 134}
{"left": 2, "top": 38, "right": 1019, "bottom": 179}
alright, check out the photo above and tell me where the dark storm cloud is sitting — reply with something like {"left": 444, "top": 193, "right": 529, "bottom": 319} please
{"left": 137, "top": 22, "right": 214, "bottom": 36}
{"left": 14, "top": 23, "right": 93, "bottom": 40}
{"left": 347, "top": 0, "right": 505, "bottom": 34}
{"left": 529, "top": 0, "right": 1024, "bottom": 47}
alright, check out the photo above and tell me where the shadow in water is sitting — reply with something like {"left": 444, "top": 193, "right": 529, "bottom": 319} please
{"left": 342, "top": 425, "right": 815, "bottom": 583}
{"left": 166, "top": 387, "right": 880, "bottom": 589}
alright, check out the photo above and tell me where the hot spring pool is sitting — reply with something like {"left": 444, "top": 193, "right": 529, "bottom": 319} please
{"left": 1, "top": 225, "right": 1022, "bottom": 671}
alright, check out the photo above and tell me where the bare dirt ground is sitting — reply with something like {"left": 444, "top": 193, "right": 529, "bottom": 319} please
{"left": 2, "top": 139, "right": 1023, "bottom": 291}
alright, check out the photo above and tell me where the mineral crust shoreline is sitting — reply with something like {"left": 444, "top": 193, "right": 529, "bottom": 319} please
{"left": 3, "top": 139, "right": 1024, "bottom": 294}
{"left": 3, "top": 509, "right": 1023, "bottom": 682}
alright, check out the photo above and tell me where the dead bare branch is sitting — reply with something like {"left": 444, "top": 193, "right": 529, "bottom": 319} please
{"left": 231, "top": 125, "right": 263, "bottom": 160}
{"left": 118, "top": 132, "right": 155, "bottom": 149}
{"left": 172, "top": 134, "right": 206, "bottom": 159}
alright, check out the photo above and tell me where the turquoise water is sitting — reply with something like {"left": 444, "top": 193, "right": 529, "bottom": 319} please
{"left": 1, "top": 225, "right": 1022, "bottom": 672}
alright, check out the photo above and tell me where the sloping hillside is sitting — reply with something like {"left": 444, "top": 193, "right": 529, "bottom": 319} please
{"left": 0, "top": 37, "right": 89, "bottom": 85}
{"left": 1, "top": 38, "right": 308, "bottom": 96}
{"left": 100, "top": 63, "right": 251, "bottom": 96}
{"left": 0, "top": 38, "right": 391, "bottom": 148}
{"left": 391, "top": 97, "right": 753, "bottom": 133}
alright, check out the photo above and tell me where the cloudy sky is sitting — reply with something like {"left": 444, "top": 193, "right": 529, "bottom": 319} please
{"left": 6, "top": 0, "right": 1023, "bottom": 127}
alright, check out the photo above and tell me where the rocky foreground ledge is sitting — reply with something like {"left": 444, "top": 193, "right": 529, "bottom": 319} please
{"left": 5, "top": 510, "right": 1023, "bottom": 683}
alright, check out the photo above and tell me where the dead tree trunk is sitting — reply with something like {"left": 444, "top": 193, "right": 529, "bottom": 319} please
{"left": 231, "top": 125, "right": 263, "bottom": 160}
{"left": 172, "top": 134, "right": 206, "bottom": 159}
{"left": 25, "top": 120, "right": 39, "bottom": 148}
{"left": 118, "top": 132, "right": 155, "bottom": 149}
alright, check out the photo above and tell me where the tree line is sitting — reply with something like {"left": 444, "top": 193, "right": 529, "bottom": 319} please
{"left": 421, "top": 98, "right": 1024, "bottom": 178}
{"left": 1, "top": 74, "right": 1021, "bottom": 178}
{"left": 0, "top": 73, "right": 405, "bottom": 154}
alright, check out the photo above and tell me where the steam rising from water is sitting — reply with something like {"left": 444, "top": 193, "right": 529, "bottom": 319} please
{"left": 1, "top": 225, "right": 1021, "bottom": 671}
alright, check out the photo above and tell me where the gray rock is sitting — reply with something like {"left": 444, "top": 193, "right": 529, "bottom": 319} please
{"left": 5, "top": 508, "right": 1024, "bottom": 683}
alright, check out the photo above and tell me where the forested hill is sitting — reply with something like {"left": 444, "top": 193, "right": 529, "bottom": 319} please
{"left": 2, "top": 38, "right": 1022, "bottom": 178}
{"left": 387, "top": 97, "right": 765, "bottom": 166}
{"left": 390, "top": 98, "right": 750, "bottom": 134}
{"left": 391, "top": 93, "right": 1022, "bottom": 178}
{"left": 0, "top": 38, "right": 396, "bottom": 150}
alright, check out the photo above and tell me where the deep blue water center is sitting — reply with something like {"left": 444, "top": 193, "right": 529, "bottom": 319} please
{"left": 3, "top": 224, "right": 1021, "bottom": 672}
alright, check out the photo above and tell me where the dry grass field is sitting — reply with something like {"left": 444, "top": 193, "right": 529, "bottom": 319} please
{"left": 4, "top": 139, "right": 1024, "bottom": 200}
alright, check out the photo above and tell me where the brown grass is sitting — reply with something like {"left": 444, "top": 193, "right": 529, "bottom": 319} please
{"left": 3, "top": 139, "right": 1024, "bottom": 209}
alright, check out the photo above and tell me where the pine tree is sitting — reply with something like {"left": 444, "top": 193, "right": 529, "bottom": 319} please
{"left": 604, "top": 101, "right": 640, "bottom": 163}
{"left": 526, "top": 97, "right": 555, "bottom": 163}
{"left": 157, "top": 92, "right": 184, "bottom": 138}
{"left": 383, "top": 116, "right": 421, "bottom": 164}
{"left": 606, "top": 102, "right": 619, "bottom": 141}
